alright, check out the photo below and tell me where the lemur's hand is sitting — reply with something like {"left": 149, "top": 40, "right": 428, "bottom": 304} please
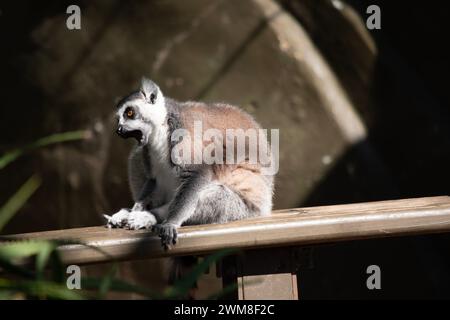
{"left": 152, "top": 223, "right": 178, "bottom": 250}
{"left": 126, "top": 211, "right": 157, "bottom": 230}
{"left": 104, "top": 209, "right": 157, "bottom": 230}
{"left": 104, "top": 208, "right": 130, "bottom": 228}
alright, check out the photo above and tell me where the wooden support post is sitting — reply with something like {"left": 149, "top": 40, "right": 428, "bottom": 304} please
{"left": 217, "top": 247, "right": 313, "bottom": 300}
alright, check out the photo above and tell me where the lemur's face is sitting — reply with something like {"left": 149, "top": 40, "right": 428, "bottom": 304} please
{"left": 115, "top": 78, "right": 167, "bottom": 146}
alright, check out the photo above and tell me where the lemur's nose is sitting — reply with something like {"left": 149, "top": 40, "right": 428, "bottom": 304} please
{"left": 116, "top": 126, "right": 124, "bottom": 135}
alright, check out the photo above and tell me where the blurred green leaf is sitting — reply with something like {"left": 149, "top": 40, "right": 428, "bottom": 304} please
{"left": 98, "top": 264, "right": 118, "bottom": 299}
{"left": 0, "top": 175, "right": 41, "bottom": 231}
{"left": 0, "top": 130, "right": 89, "bottom": 170}
{"left": 35, "top": 243, "right": 55, "bottom": 280}
{"left": 0, "top": 278, "right": 85, "bottom": 300}
{"left": 0, "top": 237, "right": 115, "bottom": 269}
{"left": 0, "top": 240, "right": 55, "bottom": 262}
{"left": 0, "top": 290, "right": 14, "bottom": 300}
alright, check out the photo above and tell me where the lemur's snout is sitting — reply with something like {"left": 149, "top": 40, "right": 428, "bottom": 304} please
{"left": 116, "top": 125, "right": 131, "bottom": 138}
{"left": 116, "top": 126, "right": 127, "bottom": 138}
{"left": 116, "top": 125, "right": 143, "bottom": 143}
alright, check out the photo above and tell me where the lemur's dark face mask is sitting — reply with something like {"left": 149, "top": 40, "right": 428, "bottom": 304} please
{"left": 116, "top": 105, "right": 145, "bottom": 144}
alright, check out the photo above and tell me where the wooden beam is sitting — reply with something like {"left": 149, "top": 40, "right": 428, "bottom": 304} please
{"left": 219, "top": 247, "right": 301, "bottom": 300}
{"left": 1, "top": 196, "right": 450, "bottom": 265}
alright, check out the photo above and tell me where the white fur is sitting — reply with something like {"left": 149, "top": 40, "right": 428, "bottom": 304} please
{"left": 106, "top": 208, "right": 130, "bottom": 227}
{"left": 126, "top": 211, "right": 157, "bottom": 229}
{"left": 138, "top": 95, "right": 167, "bottom": 127}
{"left": 106, "top": 209, "right": 157, "bottom": 229}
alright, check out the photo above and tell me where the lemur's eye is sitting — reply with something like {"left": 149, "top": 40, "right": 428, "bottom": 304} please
{"left": 125, "top": 107, "right": 134, "bottom": 119}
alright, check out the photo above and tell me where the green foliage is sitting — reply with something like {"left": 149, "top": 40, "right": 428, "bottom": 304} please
{"left": 0, "top": 238, "right": 233, "bottom": 299}
{"left": 0, "top": 278, "right": 85, "bottom": 300}
{"left": 0, "top": 175, "right": 41, "bottom": 230}
{"left": 0, "top": 131, "right": 233, "bottom": 300}
{"left": 0, "top": 130, "right": 89, "bottom": 170}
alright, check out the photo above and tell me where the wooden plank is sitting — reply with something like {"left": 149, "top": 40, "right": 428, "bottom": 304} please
{"left": 238, "top": 274, "right": 298, "bottom": 300}
{"left": 1, "top": 196, "right": 450, "bottom": 265}
{"left": 221, "top": 247, "right": 301, "bottom": 300}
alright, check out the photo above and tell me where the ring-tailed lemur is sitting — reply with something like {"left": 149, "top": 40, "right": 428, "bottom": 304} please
{"left": 104, "top": 78, "right": 274, "bottom": 250}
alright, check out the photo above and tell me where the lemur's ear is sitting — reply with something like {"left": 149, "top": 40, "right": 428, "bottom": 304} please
{"left": 140, "top": 77, "right": 157, "bottom": 104}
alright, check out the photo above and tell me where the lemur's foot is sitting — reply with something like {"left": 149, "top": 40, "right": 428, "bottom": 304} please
{"left": 126, "top": 211, "right": 157, "bottom": 230}
{"left": 104, "top": 208, "right": 130, "bottom": 228}
{"left": 152, "top": 223, "right": 178, "bottom": 250}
